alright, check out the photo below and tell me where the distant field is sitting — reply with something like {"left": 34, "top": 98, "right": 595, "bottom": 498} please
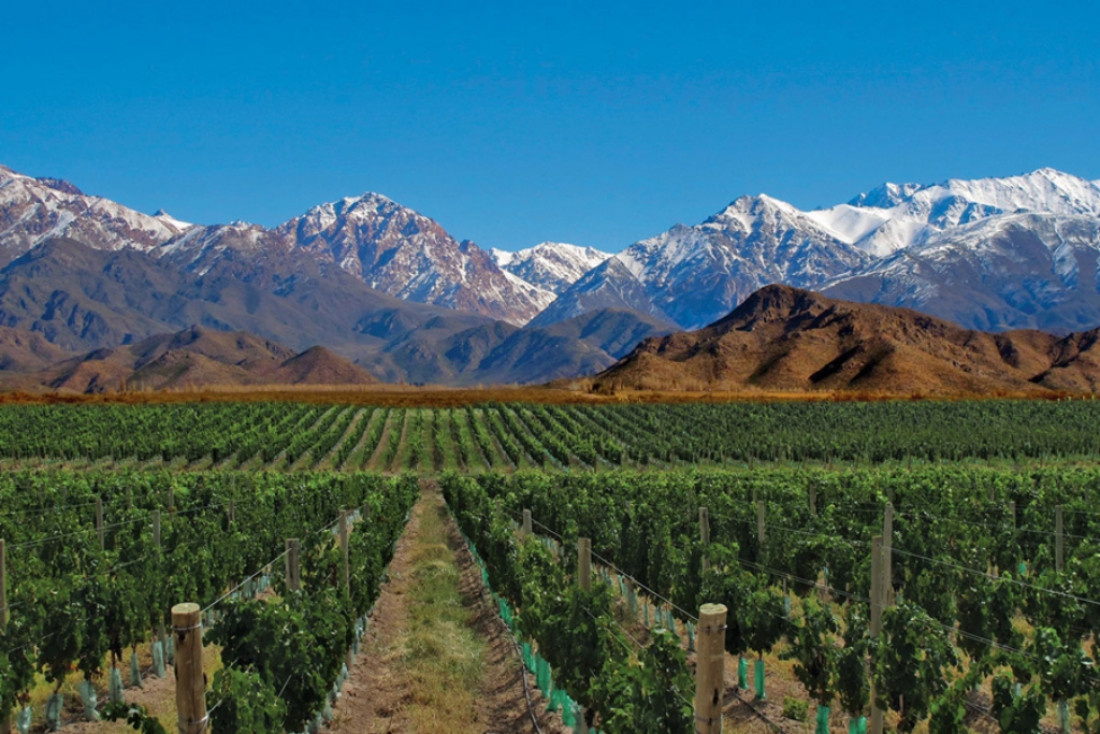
{"left": 0, "top": 398, "right": 1097, "bottom": 471}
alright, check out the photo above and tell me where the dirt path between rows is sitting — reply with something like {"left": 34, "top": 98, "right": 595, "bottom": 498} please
{"left": 329, "top": 480, "right": 568, "bottom": 734}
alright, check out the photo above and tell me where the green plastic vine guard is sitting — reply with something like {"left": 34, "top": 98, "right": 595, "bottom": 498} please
{"left": 47, "top": 693, "right": 65, "bottom": 733}
{"left": 78, "top": 679, "right": 101, "bottom": 721}
{"left": 815, "top": 704, "right": 830, "bottom": 734}
{"left": 737, "top": 657, "right": 748, "bottom": 689}
{"left": 15, "top": 705, "right": 31, "bottom": 734}
{"left": 536, "top": 655, "right": 553, "bottom": 697}
{"left": 754, "top": 659, "right": 766, "bottom": 700}
{"left": 151, "top": 639, "right": 165, "bottom": 676}
{"left": 109, "top": 667, "right": 124, "bottom": 704}
{"left": 687, "top": 621, "right": 695, "bottom": 652}
{"left": 130, "top": 650, "right": 142, "bottom": 687}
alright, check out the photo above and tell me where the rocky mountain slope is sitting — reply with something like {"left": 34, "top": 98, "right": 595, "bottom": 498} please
{"left": 593, "top": 285, "right": 1100, "bottom": 395}
{"left": 539, "top": 169, "right": 1100, "bottom": 334}
{"left": 0, "top": 237, "right": 665, "bottom": 387}
{"left": 0, "top": 166, "right": 545, "bottom": 325}
{"left": 493, "top": 242, "right": 611, "bottom": 295}
{"left": 0, "top": 164, "right": 191, "bottom": 264}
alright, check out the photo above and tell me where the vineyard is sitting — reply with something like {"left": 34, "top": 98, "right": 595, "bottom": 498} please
{"left": 2, "top": 400, "right": 1100, "bottom": 471}
{"left": 1, "top": 399, "right": 1100, "bottom": 732}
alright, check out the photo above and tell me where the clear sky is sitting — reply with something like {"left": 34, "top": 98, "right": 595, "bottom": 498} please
{"left": 2, "top": 1, "right": 1097, "bottom": 252}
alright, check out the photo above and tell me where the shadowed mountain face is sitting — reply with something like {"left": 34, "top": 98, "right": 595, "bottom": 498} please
{"left": 594, "top": 284, "right": 1100, "bottom": 395}
{"left": 0, "top": 238, "right": 670, "bottom": 388}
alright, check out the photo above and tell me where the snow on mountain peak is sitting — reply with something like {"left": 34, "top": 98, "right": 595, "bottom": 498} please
{"left": 807, "top": 167, "right": 1100, "bottom": 258}
{"left": 153, "top": 210, "right": 194, "bottom": 232}
{"left": 493, "top": 241, "right": 612, "bottom": 295}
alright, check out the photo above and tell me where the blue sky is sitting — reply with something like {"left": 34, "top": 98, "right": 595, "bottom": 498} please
{"left": 2, "top": 1, "right": 1097, "bottom": 252}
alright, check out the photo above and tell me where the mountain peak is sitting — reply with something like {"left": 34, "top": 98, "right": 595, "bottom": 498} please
{"left": 493, "top": 241, "right": 612, "bottom": 297}
{"left": 848, "top": 181, "right": 924, "bottom": 208}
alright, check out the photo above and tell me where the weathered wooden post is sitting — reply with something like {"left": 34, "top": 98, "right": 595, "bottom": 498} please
{"left": 522, "top": 509, "right": 532, "bottom": 535}
{"left": 96, "top": 497, "right": 105, "bottom": 551}
{"left": 1056, "top": 505, "right": 1065, "bottom": 573}
{"left": 870, "top": 535, "right": 884, "bottom": 734}
{"left": 699, "top": 507, "right": 711, "bottom": 574}
{"left": 172, "top": 603, "right": 207, "bottom": 734}
{"left": 340, "top": 510, "right": 351, "bottom": 593}
{"left": 286, "top": 539, "right": 301, "bottom": 592}
{"left": 694, "top": 602, "right": 728, "bottom": 734}
{"left": 883, "top": 503, "right": 894, "bottom": 605}
{"left": 757, "top": 501, "right": 766, "bottom": 546}
{"left": 152, "top": 511, "right": 168, "bottom": 657}
{"left": 578, "top": 537, "right": 592, "bottom": 591}
{"left": 227, "top": 499, "right": 235, "bottom": 526}
{"left": 1, "top": 538, "right": 9, "bottom": 734}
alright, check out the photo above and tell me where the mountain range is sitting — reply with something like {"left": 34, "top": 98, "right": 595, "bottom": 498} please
{"left": 537, "top": 168, "right": 1100, "bottom": 332}
{"left": 2, "top": 162, "right": 1099, "bottom": 387}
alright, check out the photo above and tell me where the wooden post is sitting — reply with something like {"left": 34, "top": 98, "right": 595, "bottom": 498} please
{"left": 578, "top": 538, "right": 592, "bottom": 591}
{"left": 96, "top": 497, "right": 105, "bottom": 551}
{"left": 153, "top": 511, "right": 167, "bottom": 653}
{"left": 809, "top": 485, "right": 816, "bottom": 515}
{"left": 339, "top": 510, "right": 351, "bottom": 593}
{"left": 1, "top": 538, "right": 7, "bottom": 734}
{"left": 522, "top": 509, "right": 532, "bottom": 535}
{"left": 127, "top": 486, "right": 133, "bottom": 510}
{"left": 228, "top": 500, "right": 235, "bottom": 526}
{"left": 1009, "top": 500, "right": 1016, "bottom": 529}
{"left": 168, "top": 486, "right": 175, "bottom": 514}
{"left": 1056, "top": 505, "right": 1064, "bottom": 573}
{"left": 0, "top": 539, "right": 7, "bottom": 628}
{"left": 870, "top": 535, "right": 884, "bottom": 734}
{"left": 286, "top": 539, "right": 301, "bottom": 592}
{"left": 171, "top": 603, "right": 207, "bottom": 734}
{"left": 694, "top": 602, "right": 728, "bottom": 734}
{"left": 883, "top": 503, "right": 894, "bottom": 605}
{"left": 699, "top": 507, "right": 711, "bottom": 574}
{"left": 757, "top": 501, "right": 766, "bottom": 546}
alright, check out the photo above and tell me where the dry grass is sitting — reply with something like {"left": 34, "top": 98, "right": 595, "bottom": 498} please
{"left": 397, "top": 504, "right": 486, "bottom": 732}
{"left": 0, "top": 381, "right": 1088, "bottom": 408}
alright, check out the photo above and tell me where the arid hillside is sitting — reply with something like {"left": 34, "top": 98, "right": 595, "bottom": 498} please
{"left": 593, "top": 284, "right": 1100, "bottom": 395}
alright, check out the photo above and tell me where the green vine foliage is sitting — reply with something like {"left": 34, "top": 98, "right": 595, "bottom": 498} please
{"left": 990, "top": 673, "right": 1046, "bottom": 734}
{"left": 591, "top": 629, "right": 693, "bottom": 734}
{"left": 207, "top": 666, "right": 286, "bottom": 734}
{"left": 102, "top": 701, "right": 169, "bottom": 733}
{"left": 835, "top": 604, "right": 870, "bottom": 720}
{"left": 0, "top": 619, "right": 35, "bottom": 713}
{"left": 442, "top": 473, "right": 695, "bottom": 732}
{"left": 782, "top": 598, "right": 838, "bottom": 706}
{"left": 875, "top": 602, "right": 958, "bottom": 732}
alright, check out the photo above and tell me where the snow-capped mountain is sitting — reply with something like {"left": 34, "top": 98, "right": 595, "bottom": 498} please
{"left": 533, "top": 194, "right": 871, "bottom": 329}
{"left": 492, "top": 242, "right": 612, "bottom": 295}
{"left": 824, "top": 212, "right": 1100, "bottom": 332}
{"left": 0, "top": 166, "right": 548, "bottom": 325}
{"left": 536, "top": 168, "right": 1100, "bottom": 333}
{"left": 273, "top": 193, "right": 545, "bottom": 324}
{"left": 0, "top": 165, "right": 193, "bottom": 263}
{"left": 806, "top": 168, "right": 1100, "bottom": 257}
